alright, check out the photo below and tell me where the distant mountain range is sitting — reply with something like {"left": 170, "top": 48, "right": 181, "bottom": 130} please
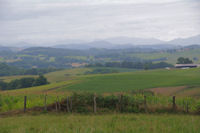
{"left": 0, "top": 46, "right": 11, "bottom": 51}
{"left": 103, "top": 37, "right": 164, "bottom": 45}
{"left": 168, "top": 35, "right": 200, "bottom": 45}
{"left": 0, "top": 46, "right": 24, "bottom": 52}
{"left": 104, "top": 34, "right": 200, "bottom": 46}
{"left": 1, "top": 34, "right": 200, "bottom": 50}
{"left": 53, "top": 34, "right": 200, "bottom": 50}
{"left": 53, "top": 42, "right": 181, "bottom": 50}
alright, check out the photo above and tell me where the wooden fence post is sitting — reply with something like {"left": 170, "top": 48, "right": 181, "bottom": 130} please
{"left": 24, "top": 96, "right": 27, "bottom": 113}
{"left": 55, "top": 100, "right": 58, "bottom": 112}
{"left": 70, "top": 97, "right": 73, "bottom": 112}
{"left": 66, "top": 97, "right": 70, "bottom": 113}
{"left": 93, "top": 93, "right": 97, "bottom": 113}
{"left": 186, "top": 101, "right": 189, "bottom": 113}
{"left": 118, "top": 94, "right": 123, "bottom": 112}
{"left": 57, "top": 96, "right": 61, "bottom": 111}
{"left": 172, "top": 96, "right": 176, "bottom": 111}
{"left": 119, "top": 94, "right": 121, "bottom": 112}
{"left": 144, "top": 96, "right": 147, "bottom": 113}
{"left": 44, "top": 94, "right": 47, "bottom": 112}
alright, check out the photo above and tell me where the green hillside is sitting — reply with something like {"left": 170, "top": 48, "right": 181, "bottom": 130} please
{"left": 1, "top": 67, "right": 200, "bottom": 94}
{"left": 61, "top": 68, "right": 200, "bottom": 93}
{"left": 2, "top": 46, "right": 200, "bottom": 69}
{"left": 1, "top": 67, "right": 200, "bottom": 112}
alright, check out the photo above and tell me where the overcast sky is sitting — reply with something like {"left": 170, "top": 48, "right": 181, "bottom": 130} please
{"left": 0, "top": 0, "right": 199, "bottom": 45}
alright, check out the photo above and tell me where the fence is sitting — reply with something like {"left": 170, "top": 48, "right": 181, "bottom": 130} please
{"left": 18, "top": 93, "right": 200, "bottom": 114}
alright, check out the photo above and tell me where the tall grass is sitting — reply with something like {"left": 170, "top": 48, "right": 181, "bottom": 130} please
{"left": 0, "top": 95, "right": 65, "bottom": 112}
{"left": 0, "top": 114, "right": 199, "bottom": 133}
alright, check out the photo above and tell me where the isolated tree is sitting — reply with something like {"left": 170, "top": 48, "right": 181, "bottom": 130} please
{"left": 177, "top": 57, "right": 193, "bottom": 64}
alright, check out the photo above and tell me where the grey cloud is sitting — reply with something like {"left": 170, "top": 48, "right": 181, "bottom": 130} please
{"left": 0, "top": 0, "right": 199, "bottom": 45}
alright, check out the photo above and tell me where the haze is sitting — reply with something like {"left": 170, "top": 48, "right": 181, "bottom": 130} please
{"left": 0, "top": 0, "right": 200, "bottom": 46}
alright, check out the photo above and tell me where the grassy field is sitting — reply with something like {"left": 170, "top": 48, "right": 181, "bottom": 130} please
{"left": 1, "top": 67, "right": 200, "bottom": 112}
{"left": 0, "top": 67, "right": 138, "bottom": 83}
{"left": 0, "top": 113, "right": 199, "bottom": 133}
{"left": 0, "top": 75, "right": 37, "bottom": 82}
{"left": 0, "top": 67, "right": 200, "bottom": 133}
{"left": 2, "top": 67, "right": 200, "bottom": 94}
{"left": 45, "top": 68, "right": 92, "bottom": 83}
{"left": 61, "top": 68, "right": 200, "bottom": 93}
{"left": 3, "top": 67, "right": 197, "bottom": 94}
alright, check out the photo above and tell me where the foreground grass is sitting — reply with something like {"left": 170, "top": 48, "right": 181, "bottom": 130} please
{"left": 0, "top": 114, "right": 199, "bottom": 133}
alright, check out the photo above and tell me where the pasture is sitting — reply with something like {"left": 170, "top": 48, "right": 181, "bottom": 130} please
{"left": 1, "top": 67, "right": 200, "bottom": 112}
{"left": 0, "top": 114, "right": 199, "bottom": 133}
{"left": 1, "top": 67, "right": 200, "bottom": 95}
{"left": 0, "top": 67, "right": 200, "bottom": 133}
{"left": 61, "top": 68, "right": 200, "bottom": 93}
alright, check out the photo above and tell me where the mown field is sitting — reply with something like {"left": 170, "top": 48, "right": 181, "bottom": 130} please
{"left": 60, "top": 68, "right": 200, "bottom": 94}
{"left": 0, "top": 113, "right": 199, "bottom": 133}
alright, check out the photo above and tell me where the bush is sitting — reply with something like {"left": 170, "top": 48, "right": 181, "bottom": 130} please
{"left": 67, "top": 93, "right": 145, "bottom": 113}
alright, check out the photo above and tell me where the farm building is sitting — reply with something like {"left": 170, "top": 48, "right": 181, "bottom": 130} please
{"left": 175, "top": 64, "right": 200, "bottom": 68}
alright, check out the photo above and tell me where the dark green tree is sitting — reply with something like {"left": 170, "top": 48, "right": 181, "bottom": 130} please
{"left": 33, "top": 75, "right": 48, "bottom": 86}
{"left": 177, "top": 57, "right": 193, "bottom": 64}
{"left": 0, "top": 81, "right": 7, "bottom": 90}
{"left": 19, "top": 78, "right": 35, "bottom": 88}
{"left": 7, "top": 79, "right": 21, "bottom": 90}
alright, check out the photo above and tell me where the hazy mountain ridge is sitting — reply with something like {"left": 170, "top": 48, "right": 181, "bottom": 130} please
{"left": 1, "top": 34, "right": 200, "bottom": 50}
{"left": 53, "top": 34, "right": 200, "bottom": 50}
{"left": 168, "top": 35, "right": 200, "bottom": 46}
{"left": 0, "top": 46, "right": 13, "bottom": 51}
{"left": 104, "top": 37, "right": 164, "bottom": 45}
{"left": 0, "top": 45, "right": 25, "bottom": 52}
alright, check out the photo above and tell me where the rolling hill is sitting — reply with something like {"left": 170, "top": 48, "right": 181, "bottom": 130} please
{"left": 1, "top": 67, "right": 200, "bottom": 96}
{"left": 1, "top": 44, "right": 200, "bottom": 69}
{"left": 1, "top": 67, "right": 200, "bottom": 113}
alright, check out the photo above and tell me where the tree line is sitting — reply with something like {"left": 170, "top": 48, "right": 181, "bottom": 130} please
{"left": 0, "top": 75, "right": 48, "bottom": 90}
{"left": 86, "top": 61, "right": 173, "bottom": 70}
{"left": 0, "top": 63, "right": 59, "bottom": 76}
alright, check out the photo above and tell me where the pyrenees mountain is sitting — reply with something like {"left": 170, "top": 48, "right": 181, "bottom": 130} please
{"left": 168, "top": 34, "right": 200, "bottom": 46}
{"left": 1, "top": 35, "right": 200, "bottom": 50}
{"left": 104, "top": 37, "right": 164, "bottom": 45}
{"left": 53, "top": 35, "right": 200, "bottom": 50}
